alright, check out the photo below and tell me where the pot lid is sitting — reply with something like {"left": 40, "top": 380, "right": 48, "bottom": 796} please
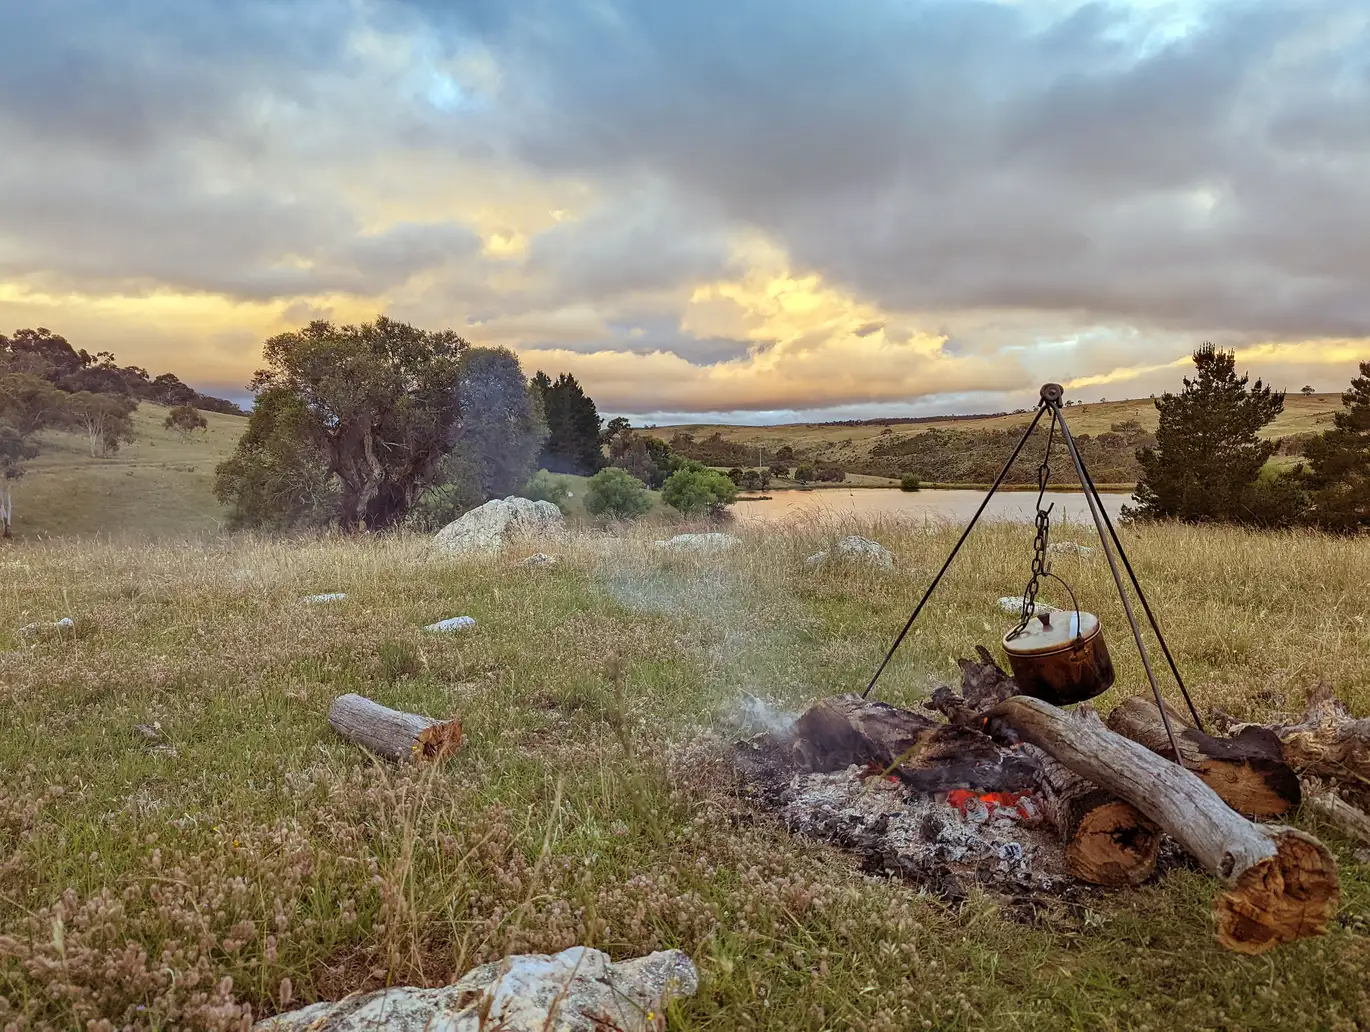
{"left": 1002, "top": 610, "right": 1099, "bottom": 655}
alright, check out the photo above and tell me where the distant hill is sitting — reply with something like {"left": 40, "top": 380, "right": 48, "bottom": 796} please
{"left": 10, "top": 403, "right": 248, "bottom": 539}
{"left": 656, "top": 393, "right": 1344, "bottom": 485}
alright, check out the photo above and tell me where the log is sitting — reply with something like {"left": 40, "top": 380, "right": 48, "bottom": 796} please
{"left": 1218, "top": 685, "right": 1370, "bottom": 795}
{"left": 925, "top": 646, "right": 1023, "bottom": 726}
{"left": 328, "top": 693, "right": 463, "bottom": 764}
{"left": 1300, "top": 778, "right": 1370, "bottom": 847}
{"left": 790, "top": 694, "right": 1038, "bottom": 794}
{"left": 1106, "top": 697, "right": 1300, "bottom": 819}
{"left": 1020, "top": 744, "right": 1159, "bottom": 887}
{"left": 985, "top": 696, "right": 1340, "bottom": 954}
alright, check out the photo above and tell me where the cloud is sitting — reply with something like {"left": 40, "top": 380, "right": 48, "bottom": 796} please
{"left": 1, "top": 0, "right": 1369, "bottom": 417}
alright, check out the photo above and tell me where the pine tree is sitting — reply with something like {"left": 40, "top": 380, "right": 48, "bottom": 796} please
{"left": 1126, "top": 344, "right": 1285, "bottom": 522}
{"left": 531, "top": 371, "right": 604, "bottom": 475}
{"left": 1303, "top": 362, "right": 1370, "bottom": 532}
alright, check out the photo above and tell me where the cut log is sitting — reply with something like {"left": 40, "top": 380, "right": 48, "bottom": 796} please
{"left": 1106, "top": 696, "right": 1300, "bottom": 819}
{"left": 1020, "top": 743, "right": 1159, "bottom": 887}
{"left": 1300, "top": 778, "right": 1370, "bottom": 847}
{"left": 985, "top": 696, "right": 1340, "bottom": 955}
{"left": 328, "top": 693, "right": 463, "bottom": 764}
{"left": 1218, "top": 685, "right": 1370, "bottom": 796}
{"left": 790, "top": 694, "right": 1038, "bottom": 794}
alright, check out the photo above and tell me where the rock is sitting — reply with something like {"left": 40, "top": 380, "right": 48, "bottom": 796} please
{"left": 653, "top": 532, "right": 740, "bottom": 553}
{"left": 255, "top": 946, "right": 698, "bottom": 1032}
{"left": 805, "top": 536, "right": 894, "bottom": 570}
{"left": 434, "top": 497, "right": 565, "bottom": 556}
{"left": 303, "top": 593, "right": 346, "bottom": 604}
{"left": 424, "top": 616, "right": 476, "bottom": 633}
{"left": 19, "top": 616, "right": 75, "bottom": 638}
{"left": 1047, "top": 541, "right": 1095, "bottom": 557}
{"left": 520, "top": 552, "right": 559, "bottom": 568}
{"left": 996, "top": 597, "right": 1060, "bottom": 617}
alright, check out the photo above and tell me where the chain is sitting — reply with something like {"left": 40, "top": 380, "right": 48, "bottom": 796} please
{"left": 1009, "top": 412, "right": 1057, "bottom": 639}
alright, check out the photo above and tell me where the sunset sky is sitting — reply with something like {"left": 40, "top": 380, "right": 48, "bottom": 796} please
{"left": 1, "top": 0, "right": 1368, "bottom": 422}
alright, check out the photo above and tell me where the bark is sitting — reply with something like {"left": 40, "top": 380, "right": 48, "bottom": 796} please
{"left": 984, "top": 696, "right": 1340, "bottom": 954}
{"left": 1106, "top": 697, "right": 1300, "bottom": 819}
{"left": 925, "top": 646, "right": 1023, "bottom": 726}
{"left": 790, "top": 694, "right": 1038, "bottom": 794}
{"left": 1020, "top": 743, "right": 1159, "bottom": 887}
{"left": 328, "top": 693, "right": 463, "bottom": 764}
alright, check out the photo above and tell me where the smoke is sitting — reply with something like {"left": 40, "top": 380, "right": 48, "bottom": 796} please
{"left": 723, "top": 691, "right": 799, "bottom": 737}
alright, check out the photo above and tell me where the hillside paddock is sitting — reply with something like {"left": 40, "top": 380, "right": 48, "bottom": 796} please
{"left": 1, "top": 520, "right": 1368, "bottom": 1030}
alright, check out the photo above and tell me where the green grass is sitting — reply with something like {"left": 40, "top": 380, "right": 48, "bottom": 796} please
{"left": 0, "top": 521, "right": 1367, "bottom": 1030}
{"left": 11, "top": 403, "right": 248, "bottom": 539}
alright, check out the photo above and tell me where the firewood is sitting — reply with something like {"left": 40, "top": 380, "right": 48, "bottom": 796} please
{"left": 1300, "top": 778, "right": 1370, "bottom": 847}
{"left": 1218, "top": 684, "right": 1370, "bottom": 795}
{"left": 328, "top": 693, "right": 463, "bottom": 764}
{"left": 791, "top": 694, "right": 1038, "bottom": 794}
{"left": 1106, "top": 697, "right": 1300, "bottom": 819}
{"left": 1020, "top": 744, "right": 1159, "bottom": 887}
{"left": 985, "top": 696, "right": 1340, "bottom": 955}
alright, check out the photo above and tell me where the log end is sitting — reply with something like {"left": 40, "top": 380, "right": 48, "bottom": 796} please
{"left": 413, "top": 718, "right": 464, "bottom": 763}
{"left": 1215, "top": 828, "right": 1340, "bottom": 955}
{"left": 1066, "top": 801, "right": 1161, "bottom": 888}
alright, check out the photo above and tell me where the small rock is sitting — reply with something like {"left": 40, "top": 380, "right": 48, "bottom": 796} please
{"left": 806, "top": 535, "right": 894, "bottom": 570}
{"left": 1047, "top": 541, "right": 1095, "bottom": 557}
{"left": 255, "top": 946, "right": 697, "bottom": 1032}
{"left": 133, "top": 723, "right": 162, "bottom": 740}
{"left": 424, "top": 616, "right": 477, "bottom": 633}
{"left": 520, "top": 552, "right": 559, "bottom": 568}
{"left": 999, "top": 841, "right": 1024, "bottom": 863}
{"left": 303, "top": 593, "right": 346, "bottom": 604}
{"left": 19, "top": 616, "right": 75, "bottom": 638}
{"left": 996, "top": 597, "right": 1060, "bottom": 617}
{"left": 653, "top": 532, "right": 740, "bottom": 553}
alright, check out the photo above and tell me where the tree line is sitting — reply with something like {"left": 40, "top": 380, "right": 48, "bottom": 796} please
{"left": 1126, "top": 344, "right": 1370, "bottom": 532}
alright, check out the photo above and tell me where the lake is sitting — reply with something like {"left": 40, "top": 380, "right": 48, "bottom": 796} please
{"left": 733, "top": 488, "right": 1133, "bottom": 526}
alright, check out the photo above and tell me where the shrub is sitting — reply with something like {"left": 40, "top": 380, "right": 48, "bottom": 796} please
{"left": 794, "top": 463, "right": 815, "bottom": 485}
{"left": 662, "top": 466, "right": 738, "bottom": 516}
{"left": 521, "top": 469, "right": 571, "bottom": 512}
{"left": 900, "top": 473, "right": 921, "bottom": 492}
{"left": 164, "top": 404, "right": 208, "bottom": 438}
{"left": 584, "top": 466, "right": 652, "bottom": 519}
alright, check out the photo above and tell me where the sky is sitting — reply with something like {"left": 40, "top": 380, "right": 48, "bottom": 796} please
{"left": 1, "top": 0, "right": 1368, "bottom": 423}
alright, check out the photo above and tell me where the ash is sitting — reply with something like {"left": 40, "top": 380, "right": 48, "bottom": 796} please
{"left": 778, "top": 765, "right": 1074, "bottom": 900}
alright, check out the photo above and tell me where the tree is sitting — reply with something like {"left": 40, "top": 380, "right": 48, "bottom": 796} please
{"left": 533, "top": 371, "right": 604, "bottom": 474}
{"left": 519, "top": 469, "right": 571, "bottom": 512}
{"left": 662, "top": 465, "right": 738, "bottom": 517}
{"left": 1125, "top": 344, "right": 1285, "bottom": 523}
{"left": 449, "top": 347, "right": 548, "bottom": 501}
{"left": 1302, "top": 362, "right": 1370, "bottom": 532}
{"left": 216, "top": 317, "right": 468, "bottom": 531}
{"left": 901, "top": 473, "right": 921, "bottom": 492}
{"left": 0, "top": 370, "right": 72, "bottom": 536}
{"left": 602, "top": 416, "right": 632, "bottom": 444}
{"left": 583, "top": 466, "right": 652, "bottom": 519}
{"left": 66, "top": 392, "right": 137, "bottom": 456}
{"left": 767, "top": 465, "right": 789, "bottom": 481}
{"left": 164, "top": 404, "right": 208, "bottom": 438}
{"left": 1301, "top": 385, "right": 1316, "bottom": 396}
{"left": 726, "top": 466, "right": 744, "bottom": 485}
{"left": 794, "top": 463, "right": 815, "bottom": 485}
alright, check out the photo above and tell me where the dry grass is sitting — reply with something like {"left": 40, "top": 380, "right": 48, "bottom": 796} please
{"left": 0, "top": 521, "right": 1368, "bottom": 1031}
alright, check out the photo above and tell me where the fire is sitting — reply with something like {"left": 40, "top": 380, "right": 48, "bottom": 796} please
{"left": 945, "top": 789, "right": 1038, "bottom": 821}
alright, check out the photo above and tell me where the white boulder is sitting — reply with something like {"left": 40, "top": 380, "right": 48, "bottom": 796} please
{"left": 19, "top": 616, "right": 75, "bottom": 638}
{"left": 302, "top": 593, "right": 346, "bottom": 604}
{"left": 996, "top": 596, "right": 1060, "bottom": 616}
{"left": 255, "top": 946, "right": 697, "bottom": 1032}
{"left": 520, "top": 552, "right": 560, "bottom": 568}
{"left": 1047, "top": 541, "right": 1095, "bottom": 557}
{"left": 653, "top": 532, "right": 740, "bottom": 553}
{"left": 805, "top": 535, "right": 894, "bottom": 570}
{"left": 434, "top": 497, "right": 565, "bottom": 556}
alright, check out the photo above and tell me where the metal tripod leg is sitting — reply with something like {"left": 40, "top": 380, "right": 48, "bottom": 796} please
{"left": 863, "top": 403, "right": 1048, "bottom": 699}
{"left": 1074, "top": 450, "right": 1205, "bottom": 731}
{"left": 1051, "top": 395, "right": 1187, "bottom": 767}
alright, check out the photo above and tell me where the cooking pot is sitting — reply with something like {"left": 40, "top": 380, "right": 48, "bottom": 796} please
{"left": 1002, "top": 609, "right": 1115, "bottom": 705}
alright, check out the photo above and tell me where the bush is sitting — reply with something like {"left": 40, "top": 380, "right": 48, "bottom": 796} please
{"left": 584, "top": 467, "right": 652, "bottom": 519}
{"left": 794, "top": 463, "right": 815, "bottom": 485}
{"left": 164, "top": 404, "right": 208, "bottom": 437}
{"left": 520, "top": 469, "right": 571, "bottom": 512}
{"left": 662, "top": 466, "right": 738, "bottom": 516}
{"left": 900, "top": 473, "right": 921, "bottom": 492}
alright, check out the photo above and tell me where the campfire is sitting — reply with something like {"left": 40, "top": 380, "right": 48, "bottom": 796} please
{"left": 732, "top": 648, "right": 1367, "bottom": 955}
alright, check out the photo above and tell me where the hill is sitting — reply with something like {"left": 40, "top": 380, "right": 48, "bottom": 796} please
{"left": 9, "top": 403, "right": 248, "bottom": 539}
{"left": 656, "top": 393, "right": 1344, "bottom": 485}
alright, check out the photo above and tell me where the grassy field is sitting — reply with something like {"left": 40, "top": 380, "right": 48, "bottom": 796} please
{"left": 1, "top": 520, "right": 1367, "bottom": 1030}
{"left": 11, "top": 404, "right": 248, "bottom": 540}
{"left": 658, "top": 393, "right": 1345, "bottom": 480}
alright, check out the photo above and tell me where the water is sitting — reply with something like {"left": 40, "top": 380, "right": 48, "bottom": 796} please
{"left": 733, "top": 488, "right": 1132, "bottom": 526}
